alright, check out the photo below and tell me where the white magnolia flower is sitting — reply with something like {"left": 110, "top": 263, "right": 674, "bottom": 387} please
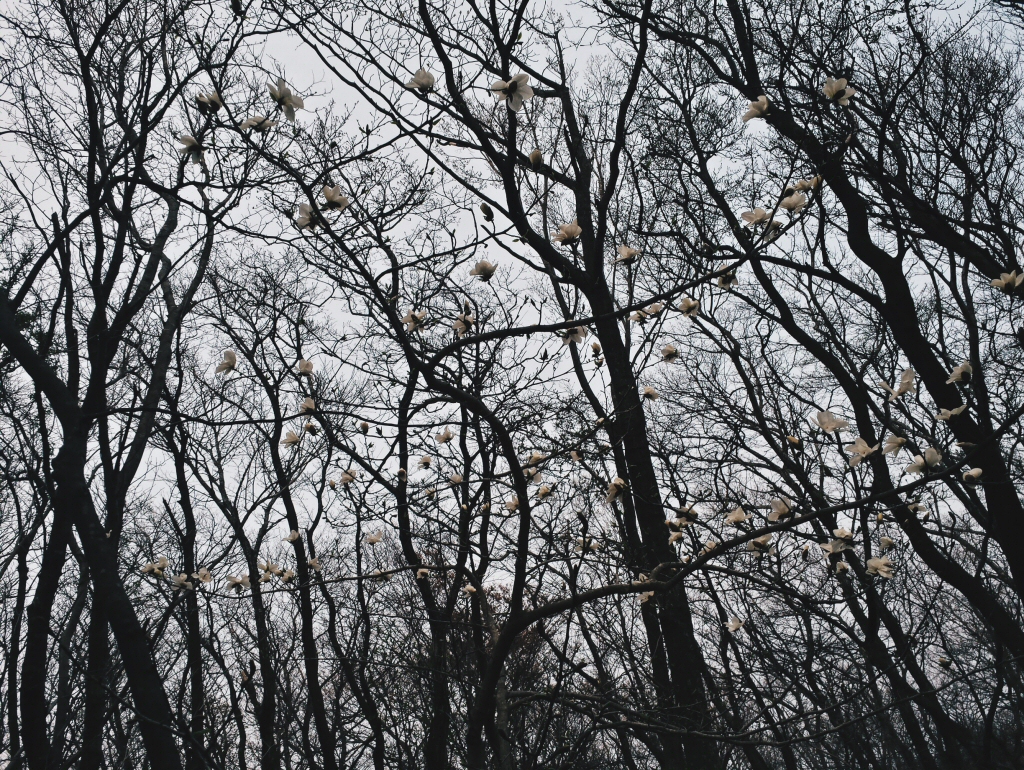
{"left": 434, "top": 427, "right": 454, "bottom": 444}
{"left": 820, "top": 539, "right": 850, "bottom": 555}
{"left": 741, "top": 208, "right": 771, "bottom": 226}
{"left": 403, "top": 310, "right": 427, "bottom": 332}
{"left": 866, "top": 556, "right": 894, "bottom": 578}
{"left": 844, "top": 436, "right": 880, "bottom": 467}
{"left": 768, "top": 496, "right": 793, "bottom": 522}
{"left": 405, "top": 68, "right": 436, "bottom": 92}
{"left": 879, "top": 368, "right": 916, "bottom": 401}
{"left": 506, "top": 496, "right": 519, "bottom": 511}
{"left": 670, "top": 505, "right": 699, "bottom": 528}
{"left": 905, "top": 455, "right": 927, "bottom": 475}
{"left": 963, "top": 467, "right": 983, "bottom": 484}
{"left": 907, "top": 447, "right": 942, "bottom": 474}
{"left": 793, "top": 176, "right": 822, "bottom": 192}
{"left": 227, "top": 574, "right": 251, "bottom": 592}
{"left": 490, "top": 73, "right": 534, "bottom": 112}
{"left": 284, "top": 529, "right": 301, "bottom": 543}
{"left": 747, "top": 534, "right": 773, "bottom": 554}
{"left": 296, "top": 203, "right": 318, "bottom": 230}
{"left": 462, "top": 584, "right": 477, "bottom": 594}
{"left": 365, "top": 530, "right": 383, "bottom": 545}
{"left": 907, "top": 501, "right": 928, "bottom": 516}
{"left": 258, "top": 561, "right": 283, "bottom": 577}
{"left": 419, "top": 455, "right": 433, "bottom": 469}
{"left": 780, "top": 192, "right": 807, "bottom": 214}
{"left": 308, "top": 558, "right": 322, "bottom": 572}
{"left": 606, "top": 477, "right": 627, "bottom": 503}
{"left": 340, "top": 468, "right": 358, "bottom": 485}
{"left": 298, "top": 359, "right": 314, "bottom": 377}
{"left": 678, "top": 297, "right": 700, "bottom": 317}
{"left": 196, "top": 91, "right": 223, "bottom": 114}
{"left": 268, "top": 77, "right": 305, "bottom": 121}
{"left": 322, "top": 185, "right": 350, "bottom": 211}
{"left": 882, "top": 435, "right": 906, "bottom": 456}
{"left": 300, "top": 397, "right": 316, "bottom": 414}
{"left": 575, "top": 536, "right": 602, "bottom": 552}
{"left": 177, "top": 134, "right": 203, "bottom": 165}
{"left": 879, "top": 536, "right": 895, "bottom": 552}
{"left": 936, "top": 405, "right": 967, "bottom": 421}
{"left": 215, "top": 350, "right": 237, "bottom": 374}
{"left": 700, "top": 540, "right": 719, "bottom": 556}
{"left": 630, "top": 302, "right": 664, "bottom": 322}
{"left": 281, "top": 430, "right": 301, "bottom": 447}
{"left": 141, "top": 556, "right": 170, "bottom": 576}
{"left": 239, "top": 114, "right": 277, "bottom": 132}
{"left": 561, "top": 326, "right": 587, "bottom": 345}
{"left": 992, "top": 271, "right": 1024, "bottom": 293}
{"left": 724, "top": 506, "right": 748, "bottom": 525}
{"left": 615, "top": 245, "right": 640, "bottom": 265}
{"left": 172, "top": 573, "right": 193, "bottom": 593}
{"left": 717, "top": 265, "right": 739, "bottom": 289}
{"left": 664, "top": 513, "right": 685, "bottom": 530}
{"left": 834, "top": 527, "right": 854, "bottom": 540}
{"left": 822, "top": 77, "right": 857, "bottom": 105}
{"left": 453, "top": 312, "right": 475, "bottom": 338}
{"left": 552, "top": 219, "right": 582, "bottom": 245}
{"left": 742, "top": 95, "right": 769, "bottom": 122}
{"left": 525, "top": 451, "right": 547, "bottom": 467}
{"left": 470, "top": 260, "right": 497, "bottom": 281}
{"left": 528, "top": 148, "right": 543, "bottom": 170}
{"left": 642, "top": 386, "right": 659, "bottom": 401}
{"left": 725, "top": 617, "right": 744, "bottom": 633}
{"left": 946, "top": 360, "right": 973, "bottom": 384}
{"left": 662, "top": 344, "right": 679, "bottom": 362}
{"left": 812, "top": 410, "right": 849, "bottom": 433}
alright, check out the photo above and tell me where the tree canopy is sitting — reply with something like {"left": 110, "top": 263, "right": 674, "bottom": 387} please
{"left": 2, "top": 0, "right": 1024, "bottom": 768}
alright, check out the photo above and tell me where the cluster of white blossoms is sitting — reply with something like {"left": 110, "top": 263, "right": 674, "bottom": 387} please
{"left": 186, "top": 66, "right": 998, "bottom": 618}
{"left": 705, "top": 355, "right": 983, "bottom": 585}
{"left": 735, "top": 81, "right": 848, "bottom": 240}
{"left": 177, "top": 77, "right": 305, "bottom": 166}
{"left": 177, "top": 79, "right": 361, "bottom": 235}
{"left": 404, "top": 65, "right": 537, "bottom": 112}
{"left": 141, "top": 557, "right": 214, "bottom": 593}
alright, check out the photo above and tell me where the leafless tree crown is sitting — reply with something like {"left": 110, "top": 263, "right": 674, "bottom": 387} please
{"left": 2, "top": 0, "right": 1024, "bottom": 768}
